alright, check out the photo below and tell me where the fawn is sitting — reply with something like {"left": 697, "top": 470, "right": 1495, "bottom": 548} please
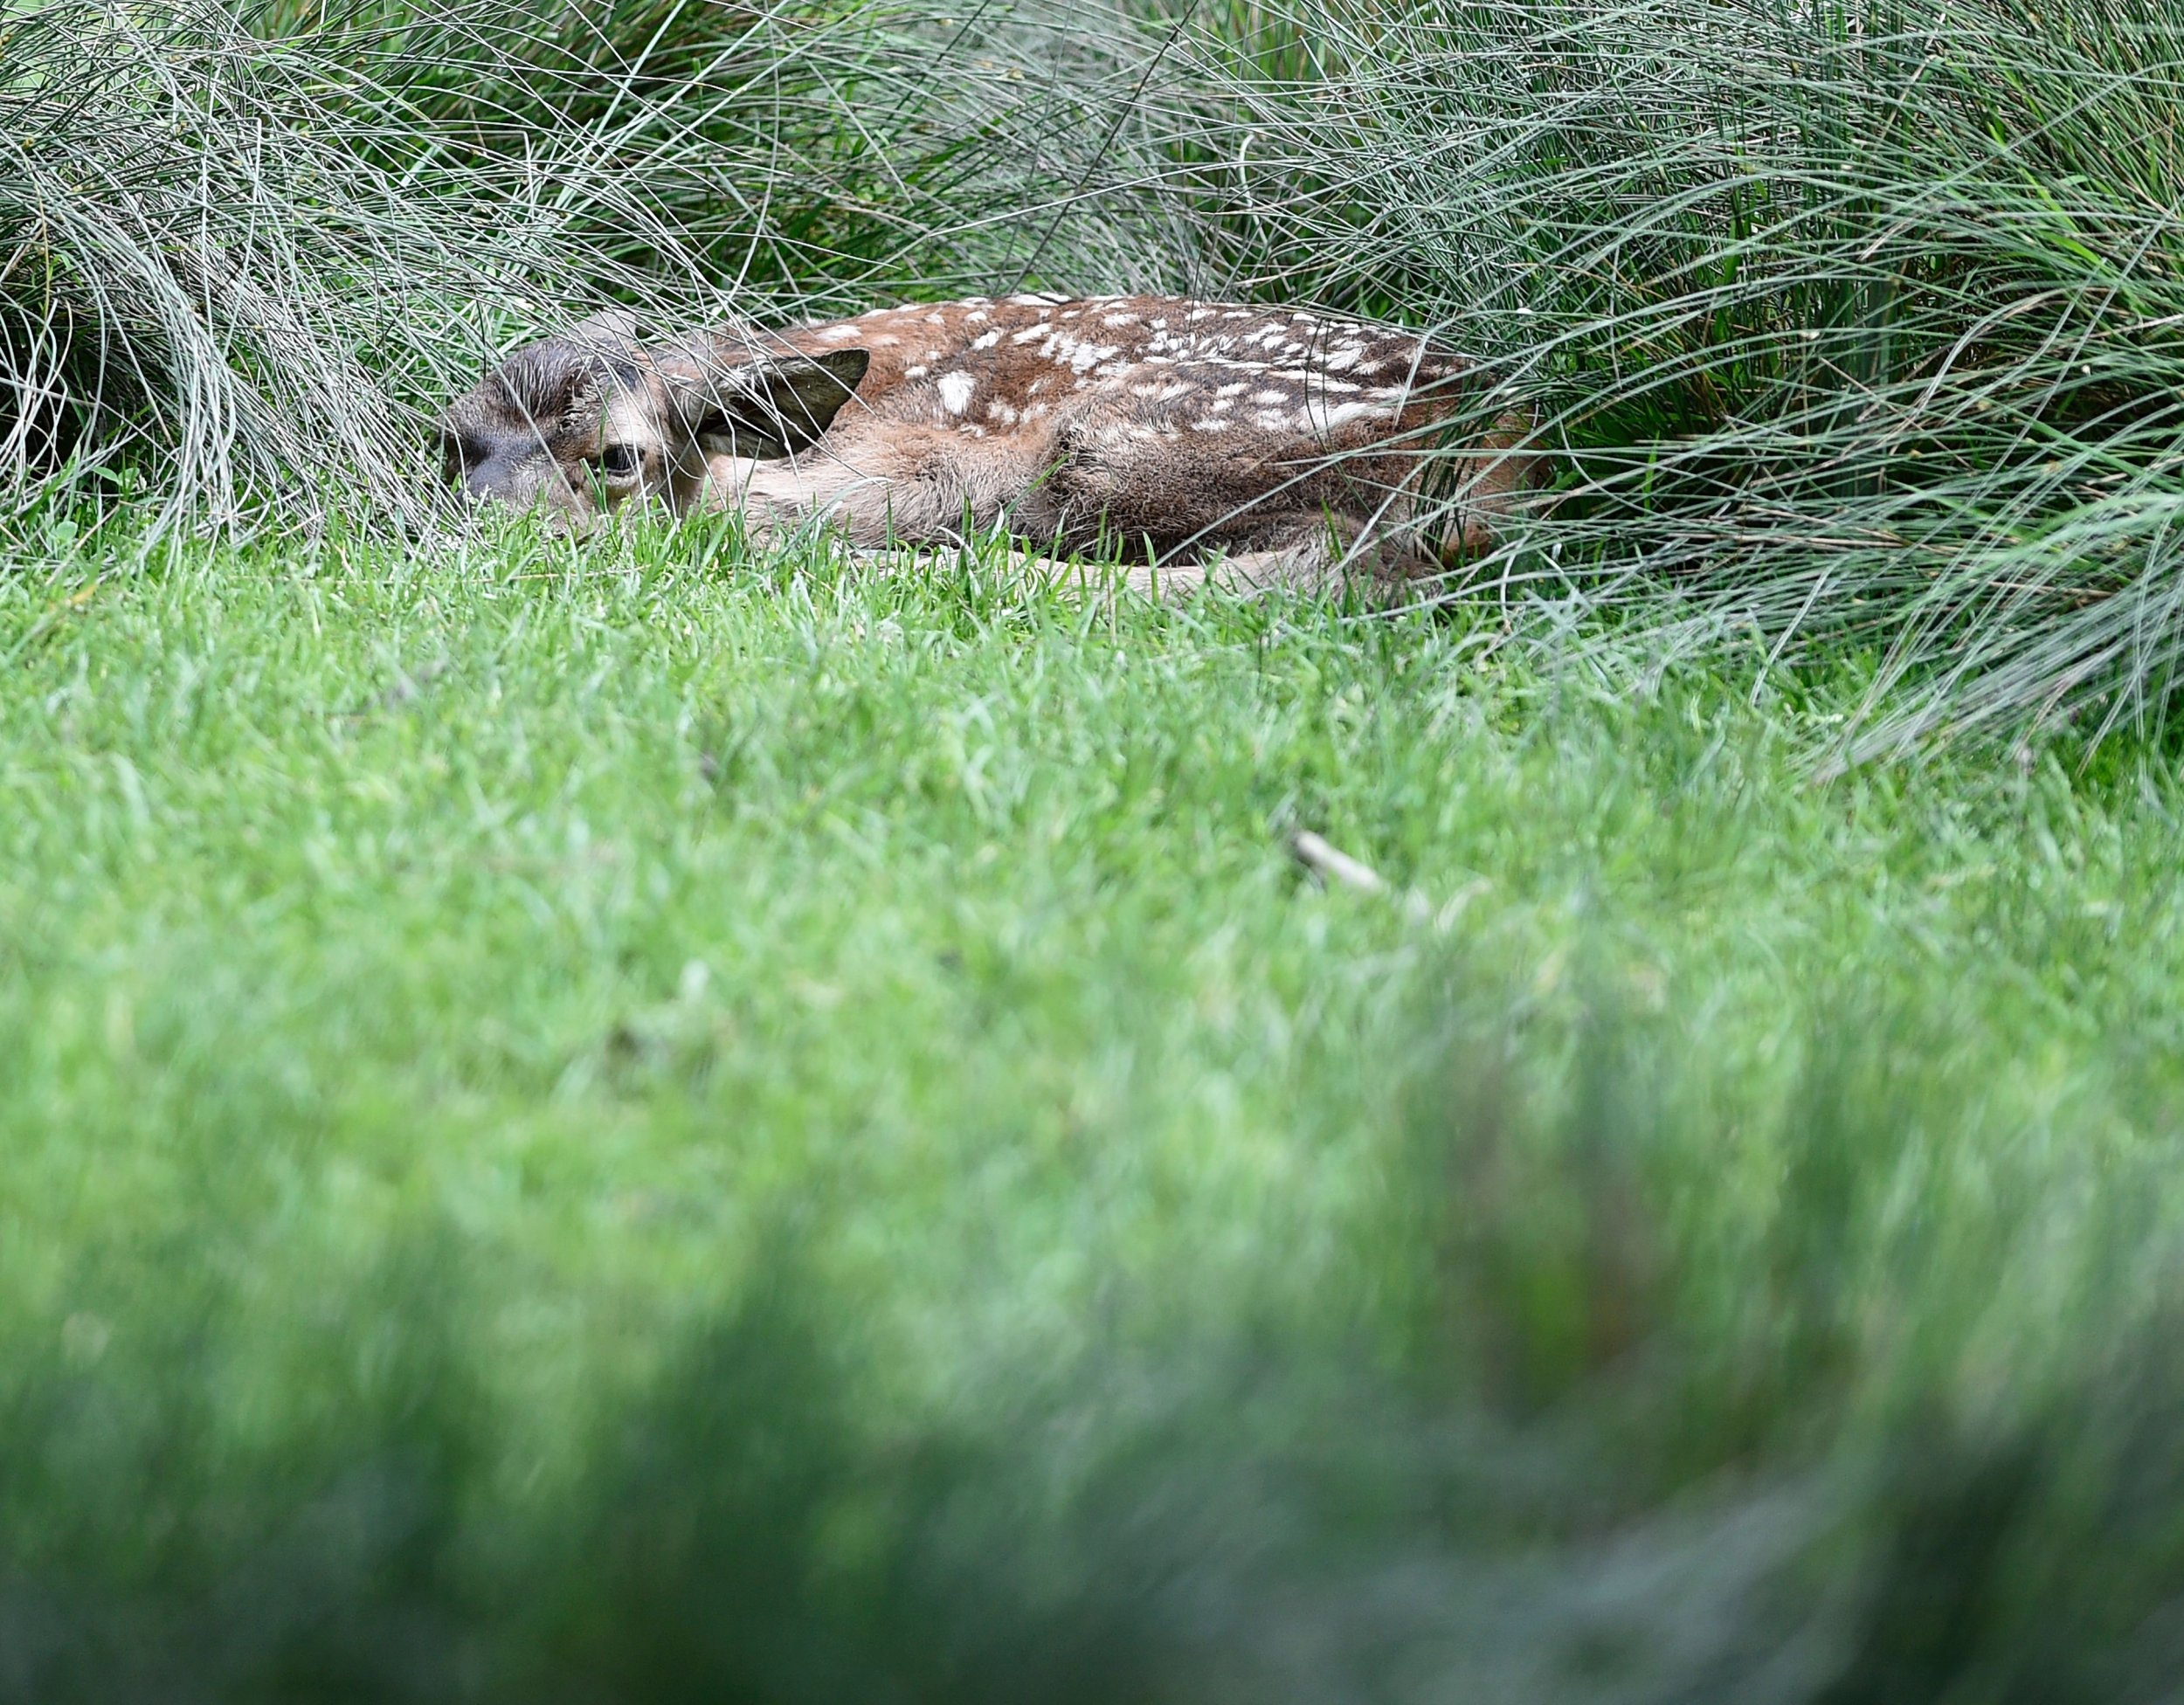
{"left": 438, "top": 293, "right": 1533, "bottom": 593}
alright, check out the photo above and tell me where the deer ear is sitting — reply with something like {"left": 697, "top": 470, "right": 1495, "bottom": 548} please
{"left": 661, "top": 348, "right": 868, "bottom": 459}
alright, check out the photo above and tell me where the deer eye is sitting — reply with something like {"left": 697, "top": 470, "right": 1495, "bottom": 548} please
{"left": 597, "top": 444, "right": 641, "bottom": 478}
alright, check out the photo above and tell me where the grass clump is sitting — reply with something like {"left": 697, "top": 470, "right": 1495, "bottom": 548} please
{"left": 0, "top": 0, "right": 535, "bottom": 534}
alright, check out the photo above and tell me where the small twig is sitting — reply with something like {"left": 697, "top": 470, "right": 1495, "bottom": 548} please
{"left": 1289, "top": 831, "right": 1390, "bottom": 895}
{"left": 1288, "top": 829, "right": 1489, "bottom": 932}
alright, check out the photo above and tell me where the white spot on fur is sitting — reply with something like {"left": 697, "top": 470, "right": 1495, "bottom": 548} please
{"left": 1215, "top": 382, "right": 1248, "bottom": 397}
{"left": 1102, "top": 313, "right": 1137, "bottom": 328}
{"left": 985, "top": 400, "right": 1019, "bottom": 424}
{"left": 905, "top": 364, "right": 929, "bottom": 379}
{"left": 1191, "top": 417, "right": 1233, "bottom": 431}
{"left": 971, "top": 329, "right": 1001, "bottom": 349}
{"left": 817, "top": 324, "right": 859, "bottom": 341}
{"left": 937, "top": 371, "right": 976, "bottom": 414}
{"left": 1253, "top": 390, "right": 1290, "bottom": 404}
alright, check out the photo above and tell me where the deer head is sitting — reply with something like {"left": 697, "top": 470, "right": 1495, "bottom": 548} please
{"left": 437, "top": 309, "right": 868, "bottom": 528}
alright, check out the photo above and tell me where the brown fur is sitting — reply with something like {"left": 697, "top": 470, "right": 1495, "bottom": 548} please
{"left": 438, "top": 294, "right": 1536, "bottom": 594}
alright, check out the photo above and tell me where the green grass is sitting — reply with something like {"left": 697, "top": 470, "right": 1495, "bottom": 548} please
{"left": 6, "top": 525, "right": 2184, "bottom": 1695}
{"left": 14, "top": 0, "right": 2184, "bottom": 1687}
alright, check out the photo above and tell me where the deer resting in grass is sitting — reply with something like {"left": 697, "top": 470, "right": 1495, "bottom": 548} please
{"left": 438, "top": 293, "right": 1533, "bottom": 594}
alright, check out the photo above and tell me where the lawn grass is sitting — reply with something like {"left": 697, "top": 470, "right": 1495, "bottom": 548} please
{"left": 5, "top": 524, "right": 2184, "bottom": 1694}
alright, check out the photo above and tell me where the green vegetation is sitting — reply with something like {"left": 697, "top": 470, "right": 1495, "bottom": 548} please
{"left": 8, "top": 0, "right": 2184, "bottom": 1691}
{"left": 5, "top": 529, "right": 2184, "bottom": 1695}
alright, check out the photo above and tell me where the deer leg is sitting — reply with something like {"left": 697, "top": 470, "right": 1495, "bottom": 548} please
{"left": 1191, "top": 521, "right": 1444, "bottom": 598}
{"left": 1199, "top": 535, "right": 1344, "bottom": 595}
{"left": 991, "top": 552, "right": 1304, "bottom": 600}
{"left": 837, "top": 547, "right": 1188, "bottom": 597}
{"left": 842, "top": 537, "right": 1369, "bottom": 602}
{"left": 1032, "top": 543, "right": 1345, "bottom": 601}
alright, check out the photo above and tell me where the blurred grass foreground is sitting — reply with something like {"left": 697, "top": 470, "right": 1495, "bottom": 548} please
{"left": 7, "top": 0, "right": 2184, "bottom": 1697}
